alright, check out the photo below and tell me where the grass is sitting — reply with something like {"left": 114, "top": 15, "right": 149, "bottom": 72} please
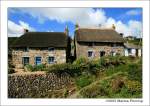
{"left": 9, "top": 56, "right": 142, "bottom": 98}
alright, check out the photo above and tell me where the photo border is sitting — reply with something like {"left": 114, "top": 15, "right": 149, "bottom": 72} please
{"left": 0, "top": 0, "right": 150, "bottom": 106}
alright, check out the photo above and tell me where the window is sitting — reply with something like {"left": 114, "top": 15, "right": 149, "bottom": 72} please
{"left": 22, "top": 57, "right": 29, "bottom": 66}
{"left": 111, "top": 51, "right": 116, "bottom": 56}
{"left": 48, "top": 47, "right": 54, "bottom": 52}
{"left": 100, "top": 51, "right": 105, "bottom": 57}
{"left": 24, "top": 47, "right": 29, "bottom": 52}
{"left": 88, "top": 51, "right": 93, "bottom": 57}
{"left": 128, "top": 49, "right": 132, "bottom": 54}
{"left": 48, "top": 57, "right": 55, "bottom": 64}
{"left": 35, "top": 57, "right": 41, "bottom": 65}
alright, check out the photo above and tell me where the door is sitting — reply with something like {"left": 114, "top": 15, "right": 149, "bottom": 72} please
{"left": 35, "top": 57, "right": 41, "bottom": 65}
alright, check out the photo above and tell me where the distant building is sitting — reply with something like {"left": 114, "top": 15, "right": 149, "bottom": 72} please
{"left": 124, "top": 43, "right": 142, "bottom": 57}
{"left": 125, "top": 36, "right": 136, "bottom": 40}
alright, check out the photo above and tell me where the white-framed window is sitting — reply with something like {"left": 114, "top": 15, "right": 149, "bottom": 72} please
{"left": 48, "top": 56, "right": 55, "bottom": 64}
{"left": 88, "top": 51, "right": 93, "bottom": 57}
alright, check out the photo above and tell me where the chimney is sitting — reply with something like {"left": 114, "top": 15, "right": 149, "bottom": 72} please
{"left": 24, "top": 28, "right": 29, "bottom": 33}
{"left": 65, "top": 25, "right": 69, "bottom": 36}
{"left": 75, "top": 23, "right": 79, "bottom": 31}
{"left": 120, "top": 33, "right": 123, "bottom": 37}
{"left": 112, "top": 24, "right": 116, "bottom": 30}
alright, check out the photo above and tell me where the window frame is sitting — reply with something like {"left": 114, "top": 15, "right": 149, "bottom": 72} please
{"left": 48, "top": 56, "right": 55, "bottom": 64}
{"left": 22, "top": 57, "right": 29, "bottom": 66}
{"left": 88, "top": 50, "right": 93, "bottom": 57}
{"left": 35, "top": 56, "right": 42, "bottom": 65}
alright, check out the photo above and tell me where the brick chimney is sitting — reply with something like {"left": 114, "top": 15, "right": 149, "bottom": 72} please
{"left": 65, "top": 25, "right": 69, "bottom": 36}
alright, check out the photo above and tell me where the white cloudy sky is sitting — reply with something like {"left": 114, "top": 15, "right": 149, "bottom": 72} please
{"left": 8, "top": 8, "right": 142, "bottom": 38}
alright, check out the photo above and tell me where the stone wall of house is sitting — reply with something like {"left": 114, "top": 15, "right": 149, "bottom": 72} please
{"left": 75, "top": 41, "right": 124, "bottom": 59}
{"left": 12, "top": 48, "right": 66, "bottom": 69}
{"left": 8, "top": 72, "right": 73, "bottom": 98}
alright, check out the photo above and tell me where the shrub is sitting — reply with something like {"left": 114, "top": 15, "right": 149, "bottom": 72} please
{"left": 127, "top": 64, "right": 142, "bottom": 83}
{"left": 125, "top": 80, "right": 142, "bottom": 94}
{"left": 47, "top": 63, "right": 81, "bottom": 77}
{"left": 73, "top": 57, "right": 88, "bottom": 65}
{"left": 34, "top": 64, "right": 46, "bottom": 71}
{"left": 25, "top": 64, "right": 46, "bottom": 72}
{"left": 25, "top": 64, "right": 34, "bottom": 72}
{"left": 111, "top": 76, "right": 125, "bottom": 93}
{"left": 75, "top": 75, "right": 94, "bottom": 89}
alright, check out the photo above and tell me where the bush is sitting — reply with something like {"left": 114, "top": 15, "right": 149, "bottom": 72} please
{"left": 47, "top": 63, "right": 81, "bottom": 77}
{"left": 127, "top": 64, "right": 142, "bottom": 83}
{"left": 73, "top": 57, "right": 88, "bottom": 65}
{"left": 75, "top": 75, "right": 94, "bottom": 89}
{"left": 111, "top": 76, "right": 125, "bottom": 93}
{"left": 25, "top": 64, "right": 34, "bottom": 72}
{"left": 25, "top": 64, "right": 46, "bottom": 72}
{"left": 125, "top": 80, "right": 142, "bottom": 94}
{"left": 34, "top": 64, "right": 46, "bottom": 71}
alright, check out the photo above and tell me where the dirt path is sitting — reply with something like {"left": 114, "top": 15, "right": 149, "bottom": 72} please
{"left": 68, "top": 71, "right": 127, "bottom": 98}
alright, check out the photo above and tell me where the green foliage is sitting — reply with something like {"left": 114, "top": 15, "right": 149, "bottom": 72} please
{"left": 127, "top": 64, "right": 142, "bottom": 83}
{"left": 75, "top": 75, "right": 95, "bottom": 89}
{"left": 25, "top": 64, "right": 34, "bottom": 72}
{"left": 47, "top": 63, "right": 81, "bottom": 77}
{"left": 125, "top": 80, "right": 142, "bottom": 94}
{"left": 73, "top": 57, "right": 88, "bottom": 65}
{"left": 25, "top": 64, "right": 46, "bottom": 72}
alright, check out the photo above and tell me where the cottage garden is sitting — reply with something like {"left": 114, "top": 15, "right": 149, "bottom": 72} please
{"left": 8, "top": 56, "right": 142, "bottom": 98}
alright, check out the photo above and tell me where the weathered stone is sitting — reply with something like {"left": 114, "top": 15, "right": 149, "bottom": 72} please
{"left": 12, "top": 48, "right": 66, "bottom": 69}
{"left": 75, "top": 42, "right": 124, "bottom": 59}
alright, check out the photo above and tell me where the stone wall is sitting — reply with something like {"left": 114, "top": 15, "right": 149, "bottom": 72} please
{"left": 8, "top": 72, "right": 73, "bottom": 98}
{"left": 12, "top": 48, "right": 66, "bottom": 68}
{"left": 75, "top": 41, "right": 124, "bottom": 59}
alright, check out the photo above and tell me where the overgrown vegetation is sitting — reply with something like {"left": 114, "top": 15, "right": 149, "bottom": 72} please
{"left": 9, "top": 56, "right": 142, "bottom": 98}
{"left": 25, "top": 64, "right": 46, "bottom": 72}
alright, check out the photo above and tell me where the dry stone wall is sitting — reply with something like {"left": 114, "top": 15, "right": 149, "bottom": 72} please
{"left": 8, "top": 72, "right": 73, "bottom": 98}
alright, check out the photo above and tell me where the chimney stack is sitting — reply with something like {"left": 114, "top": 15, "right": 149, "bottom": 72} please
{"left": 112, "top": 24, "right": 116, "bottom": 30}
{"left": 120, "top": 33, "right": 123, "bottom": 37}
{"left": 65, "top": 25, "right": 69, "bottom": 36}
{"left": 24, "top": 28, "right": 29, "bottom": 33}
{"left": 75, "top": 23, "right": 79, "bottom": 30}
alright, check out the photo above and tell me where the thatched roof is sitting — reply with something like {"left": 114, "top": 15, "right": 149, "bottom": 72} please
{"left": 75, "top": 28, "right": 124, "bottom": 43}
{"left": 10, "top": 32, "right": 67, "bottom": 48}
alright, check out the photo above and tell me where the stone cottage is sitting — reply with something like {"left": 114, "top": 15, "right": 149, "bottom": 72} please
{"left": 74, "top": 25, "right": 125, "bottom": 59}
{"left": 124, "top": 43, "right": 142, "bottom": 57}
{"left": 10, "top": 27, "right": 70, "bottom": 69}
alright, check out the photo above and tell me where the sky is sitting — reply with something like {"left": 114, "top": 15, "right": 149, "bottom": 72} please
{"left": 8, "top": 8, "right": 142, "bottom": 38}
